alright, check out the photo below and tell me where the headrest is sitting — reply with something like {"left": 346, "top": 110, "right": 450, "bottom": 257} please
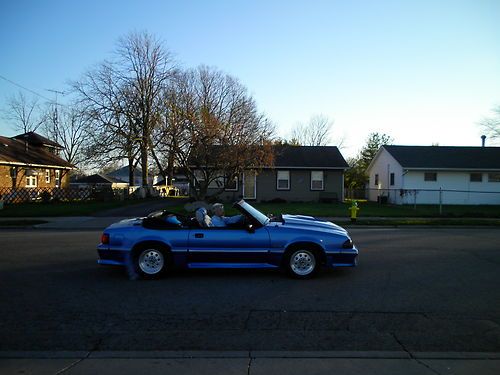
{"left": 195, "top": 207, "right": 212, "bottom": 227}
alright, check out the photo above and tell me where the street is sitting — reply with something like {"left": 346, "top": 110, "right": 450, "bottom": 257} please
{"left": 0, "top": 227, "right": 499, "bottom": 352}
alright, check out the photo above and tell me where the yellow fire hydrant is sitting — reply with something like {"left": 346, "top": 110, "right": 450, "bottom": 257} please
{"left": 348, "top": 200, "right": 359, "bottom": 222}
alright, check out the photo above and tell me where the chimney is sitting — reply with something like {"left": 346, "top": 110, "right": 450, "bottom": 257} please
{"left": 481, "top": 135, "right": 486, "bottom": 147}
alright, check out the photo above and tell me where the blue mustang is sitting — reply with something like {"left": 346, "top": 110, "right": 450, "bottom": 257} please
{"left": 97, "top": 200, "right": 358, "bottom": 279}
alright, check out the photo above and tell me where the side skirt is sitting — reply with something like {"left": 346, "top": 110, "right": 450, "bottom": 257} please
{"left": 187, "top": 263, "right": 279, "bottom": 269}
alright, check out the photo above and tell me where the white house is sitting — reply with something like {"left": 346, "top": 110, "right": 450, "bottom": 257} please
{"left": 366, "top": 145, "right": 500, "bottom": 205}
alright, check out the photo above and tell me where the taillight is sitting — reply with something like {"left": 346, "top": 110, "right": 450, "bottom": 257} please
{"left": 342, "top": 239, "right": 353, "bottom": 249}
{"left": 101, "top": 233, "right": 110, "bottom": 245}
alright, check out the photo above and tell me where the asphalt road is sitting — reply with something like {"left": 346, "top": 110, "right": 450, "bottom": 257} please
{"left": 0, "top": 228, "right": 499, "bottom": 352}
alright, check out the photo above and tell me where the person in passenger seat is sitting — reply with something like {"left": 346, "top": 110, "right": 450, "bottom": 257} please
{"left": 195, "top": 207, "right": 212, "bottom": 227}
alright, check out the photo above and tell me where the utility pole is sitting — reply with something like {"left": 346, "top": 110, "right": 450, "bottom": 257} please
{"left": 46, "top": 89, "right": 65, "bottom": 130}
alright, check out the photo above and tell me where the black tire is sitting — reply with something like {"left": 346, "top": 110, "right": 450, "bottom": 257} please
{"left": 132, "top": 244, "right": 170, "bottom": 280}
{"left": 284, "top": 248, "right": 319, "bottom": 279}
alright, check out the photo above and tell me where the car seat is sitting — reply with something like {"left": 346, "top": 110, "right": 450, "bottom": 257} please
{"left": 195, "top": 207, "right": 212, "bottom": 227}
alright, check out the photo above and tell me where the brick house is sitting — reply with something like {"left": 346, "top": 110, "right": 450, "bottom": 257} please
{"left": 0, "top": 132, "right": 74, "bottom": 190}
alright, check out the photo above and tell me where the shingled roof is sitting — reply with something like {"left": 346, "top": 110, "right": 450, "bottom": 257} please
{"left": 12, "top": 132, "right": 63, "bottom": 149}
{"left": 383, "top": 145, "right": 500, "bottom": 170}
{"left": 273, "top": 146, "right": 349, "bottom": 169}
{"left": 190, "top": 145, "right": 349, "bottom": 169}
{"left": 0, "top": 135, "right": 73, "bottom": 169}
{"left": 72, "top": 174, "right": 125, "bottom": 184}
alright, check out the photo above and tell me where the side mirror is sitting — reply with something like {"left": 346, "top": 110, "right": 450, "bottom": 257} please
{"left": 246, "top": 224, "right": 255, "bottom": 233}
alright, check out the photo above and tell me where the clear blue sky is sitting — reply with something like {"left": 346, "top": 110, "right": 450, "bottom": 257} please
{"left": 1, "top": 0, "right": 499, "bottom": 157}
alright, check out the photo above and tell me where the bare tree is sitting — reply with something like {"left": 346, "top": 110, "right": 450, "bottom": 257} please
{"left": 115, "top": 31, "right": 174, "bottom": 186}
{"left": 44, "top": 104, "right": 91, "bottom": 167}
{"left": 480, "top": 105, "right": 500, "bottom": 143}
{"left": 153, "top": 66, "right": 275, "bottom": 200}
{"left": 73, "top": 61, "right": 142, "bottom": 184}
{"left": 73, "top": 31, "right": 174, "bottom": 186}
{"left": 3, "top": 91, "right": 46, "bottom": 133}
{"left": 290, "top": 114, "right": 337, "bottom": 146}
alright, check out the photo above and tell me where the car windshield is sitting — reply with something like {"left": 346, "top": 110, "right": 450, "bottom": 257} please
{"left": 238, "top": 201, "right": 270, "bottom": 226}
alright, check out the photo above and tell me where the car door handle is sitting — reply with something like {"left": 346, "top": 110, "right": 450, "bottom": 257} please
{"left": 194, "top": 233, "right": 204, "bottom": 238}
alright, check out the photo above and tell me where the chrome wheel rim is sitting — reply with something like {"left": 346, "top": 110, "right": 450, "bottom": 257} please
{"left": 138, "top": 249, "right": 164, "bottom": 275}
{"left": 290, "top": 250, "right": 316, "bottom": 276}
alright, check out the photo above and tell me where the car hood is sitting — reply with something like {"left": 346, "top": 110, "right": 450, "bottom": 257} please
{"left": 280, "top": 214, "right": 347, "bottom": 235}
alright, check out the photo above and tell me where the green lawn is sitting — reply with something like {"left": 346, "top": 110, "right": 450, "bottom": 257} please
{"left": 248, "top": 202, "right": 500, "bottom": 218}
{"left": 1, "top": 199, "right": 500, "bottom": 219}
{"left": 0, "top": 199, "right": 159, "bottom": 217}
{"left": 168, "top": 201, "right": 500, "bottom": 219}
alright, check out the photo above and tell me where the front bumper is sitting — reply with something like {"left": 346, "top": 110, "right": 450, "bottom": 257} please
{"left": 327, "top": 247, "right": 358, "bottom": 267}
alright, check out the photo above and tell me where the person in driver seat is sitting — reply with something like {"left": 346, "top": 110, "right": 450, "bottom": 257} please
{"left": 211, "top": 203, "right": 244, "bottom": 227}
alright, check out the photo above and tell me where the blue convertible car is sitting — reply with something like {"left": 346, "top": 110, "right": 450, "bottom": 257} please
{"left": 97, "top": 200, "right": 358, "bottom": 279}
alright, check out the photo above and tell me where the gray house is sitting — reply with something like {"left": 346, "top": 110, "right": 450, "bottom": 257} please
{"left": 199, "top": 146, "right": 349, "bottom": 202}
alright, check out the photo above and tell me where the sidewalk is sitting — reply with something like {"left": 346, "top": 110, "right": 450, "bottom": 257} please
{"left": 0, "top": 216, "right": 128, "bottom": 230}
{"left": 1, "top": 351, "right": 499, "bottom": 374}
{"left": 0, "top": 215, "right": 499, "bottom": 230}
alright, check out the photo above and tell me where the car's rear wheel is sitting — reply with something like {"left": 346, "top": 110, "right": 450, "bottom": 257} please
{"left": 285, "top": 248, "right": 319, "bottom": 279}
{"left": 133, "top": 245, "right": 169, "bottom": 279}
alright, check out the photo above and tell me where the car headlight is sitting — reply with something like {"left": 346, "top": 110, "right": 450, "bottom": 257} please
{"left": 342, "top": 239, "right": 353, "bottom": 249}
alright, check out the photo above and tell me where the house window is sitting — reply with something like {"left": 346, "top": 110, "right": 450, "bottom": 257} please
{"left": 45, "top": 169, "right": 51, "bottom": 184}
{"left": 276, "top": 170, "right": 290, "bottom": 190}
{"left": 55, "top": 170, "right": 61, "bottom": 187}
{"left": 310, "top": 171, "right": 324, "bottom": 191}
{"left": 424, "top": 172, "right": 437, "bottom": 181}
{"left": 488, "top": 173, "right": 500, "bottom": 182}
{"left": 26, "top": 176, "right": 37, "bottom": 188}
{"left": 224, "top": 175, "right": 238, "bottom": 191}
{"left": 208, "top": 175, "right": 224, "bottom": 189}
{"left": 374, "top": 174, "right": 379, "bottom": 186}
{"left": 194, "top": 170, "right": 205, "bottom": 187}
{"left": 470, "top": 173, "right": 482, "bottom": 182}
{"left": 390, "top": 173, "right": 395, "bottom": 186}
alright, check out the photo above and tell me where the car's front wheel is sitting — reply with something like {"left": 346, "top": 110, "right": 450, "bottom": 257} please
{"left": 133, "top": 245, "right": 170, "bottom": 279}
{"left": 285, "top": 248, "right": 319, "bottom": 279}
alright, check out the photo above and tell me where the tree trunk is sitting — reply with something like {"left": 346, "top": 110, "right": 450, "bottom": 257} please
{"left": 128, "top": 159, "right": 134, "bottom": 186}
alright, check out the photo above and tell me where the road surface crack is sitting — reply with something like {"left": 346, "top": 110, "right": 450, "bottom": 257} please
{"left": 247, "top": 351, "right": 253, "bottom": 375}
{"left": 392, "top": 333, "right": 442, "bottom": 375}
{"left": 54, "top": 337, "right": 103, "bottom": 374}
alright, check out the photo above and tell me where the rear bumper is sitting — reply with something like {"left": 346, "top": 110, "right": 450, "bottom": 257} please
{"left": 97, "top": 245, "right": 128, "bottom": 266}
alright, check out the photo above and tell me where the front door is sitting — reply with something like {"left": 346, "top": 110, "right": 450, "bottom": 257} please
{"left": 187, "top": 226, "right": 271, "bottom": 267}
{"left": 243, "top": 171, "right": 256, "bottom": 200}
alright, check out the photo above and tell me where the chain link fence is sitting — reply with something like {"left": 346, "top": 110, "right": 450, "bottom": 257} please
{"left": 346, "top": 188, "right": 500, "bottom": 213}
{"left": 0, "top": 186, "right": 154, "bottom": 205}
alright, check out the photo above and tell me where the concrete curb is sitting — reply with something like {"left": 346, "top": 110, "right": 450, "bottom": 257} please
{"left": 1, "top": 351, "right": 499, "bottom": 359}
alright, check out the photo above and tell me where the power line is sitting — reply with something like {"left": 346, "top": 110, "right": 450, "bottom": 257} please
{"left": 0, "top": 74, "right": 56, "bottom": 102}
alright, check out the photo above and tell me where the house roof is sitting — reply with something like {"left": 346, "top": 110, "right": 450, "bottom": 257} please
{"left": 72, "top": 174, "right": 126, "bottom": 184}
{"left": 273, "top": 146, "right": 349, "bottom": 169}
{"left": 383, "top": 145, "right": 500, "bottom": 170}
{"left": 12, "top": 132, "right": 63, "bottom": 149}
{"left": 108, "top": 165, "right": 143, "bottom": 177}
{"left": 0, "top": 135, "right": 74, "bottom": 169}
{"left": 188, "top": 145, "right": 349, "bottom": 170}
